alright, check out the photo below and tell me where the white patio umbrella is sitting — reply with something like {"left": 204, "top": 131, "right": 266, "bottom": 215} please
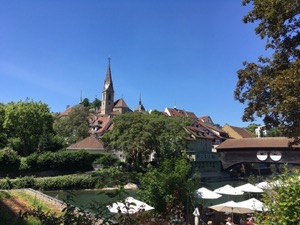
{"left": 209, "top": 200, "right": 254, "bottom": 220}
{"left": 195, "top": 187, "right": 222, "bottom": 199}
{"left": 235, "top": 183, "right": 264, "bottom": 193}
{"left": 107, "top": 197, "right": 154, "bottom": 214}
{"left": 214, "top": 184, "right": 244, "bottom": 196}
{"left": 256, "top": 181, "right": 271, "bottom": 189}
{"left": 236, "top": 198, "right": 265, "bottom": 212}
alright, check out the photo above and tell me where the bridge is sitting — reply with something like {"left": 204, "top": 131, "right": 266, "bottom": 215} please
{"left": 216, "top": 137, "right": 300, "bottom": 169}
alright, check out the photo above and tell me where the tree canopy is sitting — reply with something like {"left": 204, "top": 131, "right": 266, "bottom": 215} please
{"left": 102, "top": 112, "right": 192, "bottom": 170}
{"left": 258, "top": 167, "right": 300, "bottom": 224}
{"left": 53, "top": 104, "right": 89, "bottom": 147}
{"left": 235, "top": 0, "right": 300, "bottom": 143}
{"left": 138, "top": 157, "right": 193, "bottom": 215}
{"left": 3, "top": 100, "right": 55, "bottom": 156}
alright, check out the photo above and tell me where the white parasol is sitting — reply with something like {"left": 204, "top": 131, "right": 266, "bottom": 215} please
{"left": 195, "top": 187, "right": 222, "bottom": 199}
{"left": 255, "top": 181, "right": 272, "bottom": 189}
{"left": 236, "top": 198, "right": 265, "bottom": 212}
{"left": 214, "top": 184, "right": 244, "bottom": 196}
{"left": 235, "top": 183, "right": 264, "bottom": 193}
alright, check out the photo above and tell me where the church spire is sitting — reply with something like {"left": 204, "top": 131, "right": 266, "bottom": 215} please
{"left": 103, "top": 57, "right": 113, "bottom": 91}
{"left": 101, "top": 58, "right": 115, "bottom": 115}
{"left": 134, "top": 94, "right": 146, "bottom": 112}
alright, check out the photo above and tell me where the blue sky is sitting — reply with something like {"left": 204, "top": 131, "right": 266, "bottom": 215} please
{"left": 0, "top": 1, "right": 266, "bottom": 127}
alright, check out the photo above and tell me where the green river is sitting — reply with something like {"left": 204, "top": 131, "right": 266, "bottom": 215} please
{"left": 44, "top": 180, "right": 252, "bottom": 209}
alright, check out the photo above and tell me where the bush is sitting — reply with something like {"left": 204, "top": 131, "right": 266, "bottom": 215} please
{"left": 0, "top": 149, "right": 20, "bottom": 173}
{"left": 0, "top": 174, "right": 98, "bottom": 190}
{"left": 24, "top": 150, "right": 95, "bottom": 172}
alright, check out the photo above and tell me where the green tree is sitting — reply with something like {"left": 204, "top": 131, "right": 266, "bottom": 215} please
{"left": 235, "top": 0, "right": 300, "bottom": 143}
{"left": 3, "top": 100, "right": 54, "bottom": 156}
{"left": 102, "top": 112, "right": 191, "bottom": 170}
{"left": 0, "top": 149, "right": 20, "bottom": 173}
{"left": 245, "top": 123, "right": 260, "bottom": 137}
{"left": 0, "top": 103, "right": 7, "bottom": 148}
{"left": 138, "top": 157, "right": 194, "bottom": 216}
{"left": 266, "top": 127, "right": 282, "bottom": 137}
{"left": 257, "top": 167, "right": 300, "bottom": 225}
{"left": 53, "top": 105, "right": 89, "bottom": 146}
{"left": 92, "top": 97, "right": 101, "bottom": 109}
{"left": 81, "top": 97, "right": 90, "bottom": 108}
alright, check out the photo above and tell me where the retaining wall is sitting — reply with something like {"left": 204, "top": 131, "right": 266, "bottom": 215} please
{"left": 21, "top": 188, "right": 67, "bottom": 211}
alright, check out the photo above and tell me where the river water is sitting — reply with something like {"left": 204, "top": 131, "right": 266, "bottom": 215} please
{"left": 44, "top": 179, "right": 253, "bottom": 209}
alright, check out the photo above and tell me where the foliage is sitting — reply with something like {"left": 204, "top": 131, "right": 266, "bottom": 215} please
{"left": 81, "top": 98, "right": 90, "bottom": 108}
{"left": 0, "top": 148, "right": 20, "bottom": 173}
{"left": 91, "top": 97, "right": 101, "bottom": 109}
{"left": 257, "top": 167, "right": 300, "bottom": 225}
{"left": 81, "top": 97, "right": 101, "bottom": 110}
{"left": 24, "top": 150, "right": 95, "bottom": 172}
{"left": 0, "top": 174, "right": 98, "bottom": 190}
{"left": 265, "top": 127, "right": 282, "bottom": 137}
{"left": 19, "top": 187, "right": 146, "bottom": 225}
{"left": 138, "top": 156, "right": 193, "bottom": 216}
{"left": 93, "top": 167, "right": 137, "bottom": 188}
{"left": 0, "top": 103, "right": 7, "bottom": 148}
{"left": 94, "top": 152, "right": 118, "bottom": 168}
{"left": 0, "top": 169, "right": 135, "bottom": 190}
{"left": 235, "top": 0, "right": 300, "bottom": 144}
{"left": 245, "top": 123, "right": 260, "bottom": 137}
{"left": 53, "top": 105, "right": 89, "bottom": 146}
{"left": 102, "top": 112, "right": 191, "bottom": 170}
{"left": 3, "top": 99, "right": 55, "bottom": 156}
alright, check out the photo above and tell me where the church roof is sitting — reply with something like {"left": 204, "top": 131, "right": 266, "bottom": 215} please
{"left": 134, "top": 96, "right": 146, "bottom": 112}
{"left": 114, "top": 98, "right": 129, "bottom": 108}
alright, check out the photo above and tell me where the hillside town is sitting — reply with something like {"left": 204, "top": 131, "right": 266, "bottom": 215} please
{"left": 61, "top": 61, "right": 299, "bottom": 181}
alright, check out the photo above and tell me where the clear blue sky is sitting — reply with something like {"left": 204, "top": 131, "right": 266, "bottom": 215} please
{"left": 0, "top": 1, "right": 266, "bottom": 127}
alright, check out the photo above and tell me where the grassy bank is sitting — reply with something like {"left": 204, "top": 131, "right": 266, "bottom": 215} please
{"left": 0, "top": 190, "right": 61, "bottom": 225}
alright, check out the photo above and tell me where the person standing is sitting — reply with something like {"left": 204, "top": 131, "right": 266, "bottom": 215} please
{"left": 225, "top": 216, "right": 234, "bottom": 225}
{"left": 193, "top": 205, "right": 201, "bottom": 225}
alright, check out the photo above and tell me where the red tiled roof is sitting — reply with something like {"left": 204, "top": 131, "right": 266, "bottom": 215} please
{"left": 67, "top": 136, "right": 104, "bottom": 150}
{"left": 184, "top": 126, "right": 214, "bottom": 140}
{"left": 165, "top": 108, "right": 197, "bottom": 119}
{"left": 198, "top": 116, "right": 212, "bottom": 124}
{"left": 114, "top": 98, "right": 129, "bottom": 108}
{"left": 90, "top": 115, "right": 112, "bottom": 135}
{"left": 59, "top": 106, "right": 73, "bottom": 117}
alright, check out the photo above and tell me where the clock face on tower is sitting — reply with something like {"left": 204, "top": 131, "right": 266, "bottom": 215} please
{"left": 105, "top": 83, "right": 109, "bottom": 89}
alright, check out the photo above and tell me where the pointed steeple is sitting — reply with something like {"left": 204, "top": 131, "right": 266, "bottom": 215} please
{"left": 101, "top": 58, "right": 115, "bottom": 115}
{"left": 134, "top": 94, "right": 146, "bottom": 112}
{"left": 103, "top": 57, "right": 114, "bottom": 91}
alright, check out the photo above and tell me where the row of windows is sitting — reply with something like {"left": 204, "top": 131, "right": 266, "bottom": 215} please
{"left": 193, "top": 161, "right": 219, "bottom": 168}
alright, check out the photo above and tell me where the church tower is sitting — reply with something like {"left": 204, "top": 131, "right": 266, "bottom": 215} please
{"left": 134, "top": 94, "right": 146, "bottom": 112}
{"left": 101, "top": 58, "right": 115, "bottom": 115}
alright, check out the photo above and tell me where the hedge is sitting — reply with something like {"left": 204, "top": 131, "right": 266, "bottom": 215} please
{"left": 0, "top": 174, "right": 98, "bottom": 190}
{"left": 0, "top": 169, "right": 135, "bottom": 191}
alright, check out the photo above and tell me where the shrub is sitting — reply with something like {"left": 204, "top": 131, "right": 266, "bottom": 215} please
{"left": 0, "top": 174, "right": 98, "bottom": 190}
{"left": 0, "top": 149, "right": 20, "bottom": 173}
{"left": 24, "top": 150, "right": 95, "bottom": 172}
